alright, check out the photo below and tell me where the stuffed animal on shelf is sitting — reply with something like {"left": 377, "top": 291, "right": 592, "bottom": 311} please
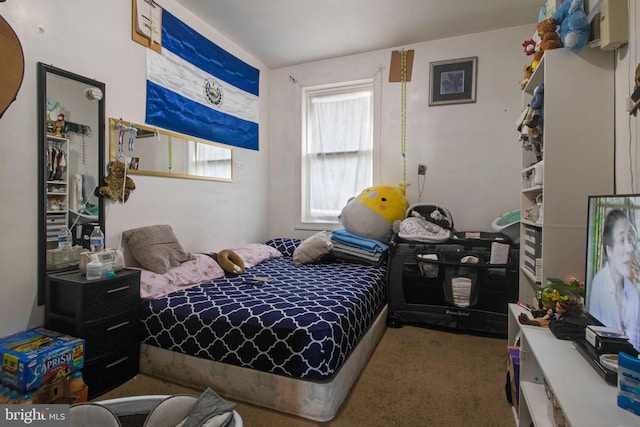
{"left": 54, "top": 113, "right": 67, "bottom": 137}
{"left": 520, "top": 19, "right": 562, "bottom": 89}
{"left": 520, "top": 65, "right": 534, "bottom": 90}
{"left": 532, "top": 18, "right": 563, "bottom": 71}
{"left": 339, "top": 185, "right": 408, "bottom": 244}
{"left": 522, "top": 39, "right": 536, "bottom": 56}
{"left": 524, "top": 83, "right": 545, "bottom": 139}
{"left": 96, "top": 160, "right": 136, "bottom": 202}
{"left": 552, "top": 0, "right": 590, "bottom": 52}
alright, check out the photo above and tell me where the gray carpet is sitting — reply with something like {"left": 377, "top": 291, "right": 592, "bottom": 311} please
{"left": 97, "top": 325, "right": 515, "bottom": 426}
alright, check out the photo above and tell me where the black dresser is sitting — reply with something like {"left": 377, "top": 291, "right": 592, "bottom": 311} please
{"left": 45, "top": 268, "right": 141, "bottom": 399}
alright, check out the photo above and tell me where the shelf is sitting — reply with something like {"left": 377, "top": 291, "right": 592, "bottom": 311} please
{"left": 521, "top": 381, "right": 552, "bottom": 427}
{"left": 520, "top": 266, "right": 539, "bottom": 284}
{"left": 520, "top": 326, "right": 638, "bottom": 426}
{"left": 46, "top": 134, "right": 69, "bottom": 141}
{"left": 521, "top": 220, "right": 541, "bottom": 228}
{"left": 521, "top": 185, "right": 543, "bottom": 194}
{"left": 522, "top": 160, "right": 543, "bottom": 173}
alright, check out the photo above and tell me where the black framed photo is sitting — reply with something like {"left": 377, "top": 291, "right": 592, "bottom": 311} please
{"left": 429, "top": 56, "right": 477, "bottom": 106}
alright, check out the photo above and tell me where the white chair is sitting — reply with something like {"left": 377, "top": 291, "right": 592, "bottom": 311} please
{"left": 69, "top": 402, "right": 122, "bottom": 427}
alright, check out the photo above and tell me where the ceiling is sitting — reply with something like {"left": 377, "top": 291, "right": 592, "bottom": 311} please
{"left": 176, "top": 0, "right": 542, "bottom": 69}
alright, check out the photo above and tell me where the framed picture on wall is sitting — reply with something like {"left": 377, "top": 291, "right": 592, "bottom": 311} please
{"left": 429, "top": 56, "right": 477, "bottom": 106}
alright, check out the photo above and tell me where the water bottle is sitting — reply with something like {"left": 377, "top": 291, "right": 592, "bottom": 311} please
{"left": 57, "top": 226, "right": 72, "bottom": 250}
{"left": 89, "top": 226, "right": 104, "bottom": 253}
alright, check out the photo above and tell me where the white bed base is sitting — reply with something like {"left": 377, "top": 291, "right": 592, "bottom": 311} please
{"left": 139, "top": 305, "right": 388, "bottom": 422}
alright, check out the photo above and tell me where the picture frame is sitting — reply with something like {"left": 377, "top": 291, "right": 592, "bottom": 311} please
{"left": 429, "top": 56, "right": 477, "bottom": 106}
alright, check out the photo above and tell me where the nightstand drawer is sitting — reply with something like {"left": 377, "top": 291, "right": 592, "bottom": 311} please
{"left": 82, "top": 276, "right": 139, "bottom": 320}
{"left": 84, "top": 347, "right": 139, "bottom": 399}
{"left": 83, "top": 312, "right": 139, "bottom": 360}
{"left": 47, "top": 270, "right": 140, "bottom": 321}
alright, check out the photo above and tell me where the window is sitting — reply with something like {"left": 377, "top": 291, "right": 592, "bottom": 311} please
{"left": 301, "top": 80, "right": 374, "bottom": 224}
{"left": 188, "top": 140, "right": 232, "bottom": 178}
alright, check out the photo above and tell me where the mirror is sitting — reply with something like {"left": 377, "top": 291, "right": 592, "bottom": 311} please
{"left": 108, "top": 118, "right": 233, "bottom": 182}
{"left": 37, "top": 63, "right": 105, "bottom": 305}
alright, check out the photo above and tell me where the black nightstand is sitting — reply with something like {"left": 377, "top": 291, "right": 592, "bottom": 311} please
{"left": 45, "top": 268, "right": 141, "bottom": 399}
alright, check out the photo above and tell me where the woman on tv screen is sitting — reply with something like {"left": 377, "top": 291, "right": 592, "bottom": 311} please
{"left": 588, "top": 208, "right": 640, "bottom": 350}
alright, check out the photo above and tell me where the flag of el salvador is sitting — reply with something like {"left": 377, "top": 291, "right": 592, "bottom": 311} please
{"left": 146, "top": 10, "right": 260, "bottom": 150}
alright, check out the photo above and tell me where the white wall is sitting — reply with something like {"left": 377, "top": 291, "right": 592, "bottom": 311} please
{"left": 269, "top": 25, "right": 534, "bottom": 239}
{"left": 615, "top": 2, "right": 640, "bottom": 194}
{"left": 0, "top": 0, "right": 271, "bottom": 337}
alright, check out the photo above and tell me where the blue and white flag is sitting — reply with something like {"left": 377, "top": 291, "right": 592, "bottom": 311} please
{"left": 146, "top": 10, "right": 260, "bottom": 150}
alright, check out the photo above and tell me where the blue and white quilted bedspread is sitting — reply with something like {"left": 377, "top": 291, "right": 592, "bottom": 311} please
{"left": 140, "top": 256, "right": 386, "bottom": 381}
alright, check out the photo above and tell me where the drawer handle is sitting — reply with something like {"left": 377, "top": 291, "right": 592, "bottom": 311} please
{"left": 107, "top": 285, "right": 130, "bottom": 294}
{"left": 106, "top": 356, "right": 128, "bottom": 369}
{"left": 106, "top": 321, "right": 130, "bottom": 331}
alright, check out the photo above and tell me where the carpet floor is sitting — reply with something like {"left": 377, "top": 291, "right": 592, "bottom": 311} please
{"left": 96, "top": 325, "right": 515, "bottom": 426}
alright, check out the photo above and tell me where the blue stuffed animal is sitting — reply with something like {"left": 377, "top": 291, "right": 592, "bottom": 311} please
{"left": 552, "top": 0, "right": 590, "bottom": 52}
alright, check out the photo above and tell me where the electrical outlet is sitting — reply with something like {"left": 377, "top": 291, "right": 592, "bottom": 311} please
{"left": 418, "top": 164, "right": 426, "bottom": 175}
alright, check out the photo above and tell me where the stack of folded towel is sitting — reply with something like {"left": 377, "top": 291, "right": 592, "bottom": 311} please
{"left": 331, "top": 228, "right": 388, "bottom": 266}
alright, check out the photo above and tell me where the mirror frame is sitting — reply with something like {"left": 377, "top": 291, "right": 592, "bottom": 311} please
{"left": 37, "top": 63, "right": 105, "bottom": 305}
{"left": 109, "top": 118, "right": 234, "bottom": 182}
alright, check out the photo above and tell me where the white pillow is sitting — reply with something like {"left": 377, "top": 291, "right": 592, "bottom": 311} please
{"left": 292, "top": 231, "right": 333, "bottom": 265}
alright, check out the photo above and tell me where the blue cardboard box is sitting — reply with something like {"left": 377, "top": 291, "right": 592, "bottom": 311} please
{"left": 618, "top": 351, "right": 640, "bottom": 416}
{"left": 0, "top": 328, "right": 84, "bottom": 392}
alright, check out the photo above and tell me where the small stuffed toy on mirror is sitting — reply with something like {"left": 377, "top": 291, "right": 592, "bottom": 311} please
{"left": 96, "top": 160, "right": 136, "bottom": 202}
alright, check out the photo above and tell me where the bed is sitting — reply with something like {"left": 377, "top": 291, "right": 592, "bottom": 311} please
{"left": 134, "top": 236, "right": 388, "bottom": 422}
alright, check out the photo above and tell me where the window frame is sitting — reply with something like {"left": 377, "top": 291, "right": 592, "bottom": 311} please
{"left": 296, "top": 77, "right": 380, "bottom": 230}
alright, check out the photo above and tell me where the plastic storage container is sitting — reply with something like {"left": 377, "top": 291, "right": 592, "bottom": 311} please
{"left": 86, "top": 260, "right": 103, "bottom": 280}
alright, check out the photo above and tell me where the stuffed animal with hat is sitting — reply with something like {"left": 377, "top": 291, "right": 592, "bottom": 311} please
{"left": 339, "top": 185, "right": 408, "bottom": 244}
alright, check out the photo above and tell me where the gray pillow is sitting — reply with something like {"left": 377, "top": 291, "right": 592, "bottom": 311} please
{"left": 122, "top": 225, "right": 194, "bottom": 274}
{"left": 292, "top": 231, "right": 333, "bottom": 265}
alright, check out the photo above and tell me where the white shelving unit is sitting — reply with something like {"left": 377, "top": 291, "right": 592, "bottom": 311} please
{"left": 518, "top": 48, "right": 614, "bottom": 305}
{"left": 508, "top": 304, "right": 638, "bottom": 426}
{"left": 45, "top": 134, "right": 69, "bottom": 246}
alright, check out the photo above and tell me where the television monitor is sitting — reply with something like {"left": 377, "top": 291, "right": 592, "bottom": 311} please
{"left": 585, "top": 194, "right": 640, "bottom": 353}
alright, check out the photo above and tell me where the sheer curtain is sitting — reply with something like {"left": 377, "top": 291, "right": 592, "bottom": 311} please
{"left": 188, "top": 141, "right": 232, "bottom": 178}
{"left": 304, "top": 88, "right": 373, "bottom": 222}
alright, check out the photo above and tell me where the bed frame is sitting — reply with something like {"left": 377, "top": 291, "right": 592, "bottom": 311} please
{"left": 139, "top": 305, "right": 387, "bottom": 422}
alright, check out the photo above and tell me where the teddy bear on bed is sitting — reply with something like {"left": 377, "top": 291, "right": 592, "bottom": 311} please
{"left": 339, "top": 185, "right": 408, "bottom": 244}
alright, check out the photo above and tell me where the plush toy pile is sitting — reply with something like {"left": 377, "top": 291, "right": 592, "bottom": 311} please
{"left": 519, "top": 0, "right": 590, "bottom": 90}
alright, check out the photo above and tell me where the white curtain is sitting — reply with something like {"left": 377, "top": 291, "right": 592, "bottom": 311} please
{"left": 306, "top": 90, "right": 373, "bottom": 220}
{"left": 188, "top": 141, "right": 232, "bottom": 178}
